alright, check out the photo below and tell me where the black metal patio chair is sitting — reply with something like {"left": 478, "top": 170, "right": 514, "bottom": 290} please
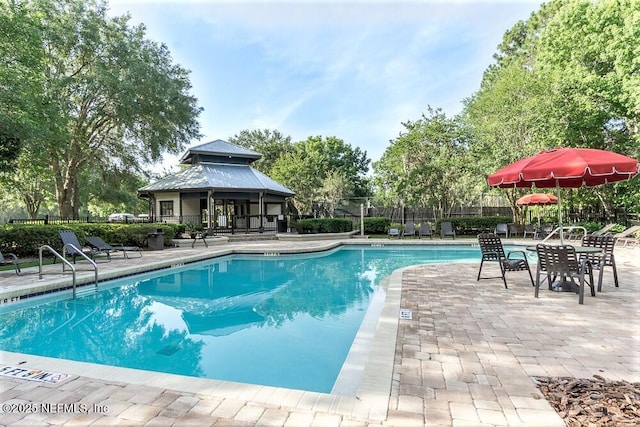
{"left": 535, "top": 244, "right": 595, "bottom": 304}
{"left": 580, "top": 235, "right": 618, "bottom": 291}
{"left": 477, "top": 233, "right": 534, "bottom": 289}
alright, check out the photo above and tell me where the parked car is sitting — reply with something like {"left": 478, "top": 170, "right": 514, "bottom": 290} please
{"left": 108, "top": 213, "right": 135, "bottom": 222}
{"left": 135, "top": 214, "right": 150, "bottom": 222}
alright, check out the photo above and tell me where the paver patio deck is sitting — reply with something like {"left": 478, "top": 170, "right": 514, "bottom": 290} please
{"left": 0, "top": 237, "right": 638, "bottom": 426}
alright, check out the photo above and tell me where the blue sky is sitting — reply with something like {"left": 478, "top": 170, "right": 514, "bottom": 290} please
{"left": 108, "top": 0, "right": 543, "bottom": 172}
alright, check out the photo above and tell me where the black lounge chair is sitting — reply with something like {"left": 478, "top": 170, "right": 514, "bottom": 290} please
{"left": 477, "top": 233, "right": 534, "bottom": 288}
{"left": 523, "top": 224, "right": 536, "bottom": 239}
{"left": 535, "top": 244, "right": 595, "bottom": 304}
{"left": 86, "top": 236, "right": 142, "bottom": 259}
{"left": 440, "top": 221, "right": 456, "bottom": 239}
{"left": 59, "top": 230, "right": 110, "bottom": 263}
{"left": 403, "top": 222, "right": 416, "bottom": 238}
{"left": 0, "top": 251, "right": 21, "bottom": 275}
{"left": 419, "top": 223, "right": 433, "bottom": 239}
{"left": 494, "top": 223, "right": 509, "bottom": 239}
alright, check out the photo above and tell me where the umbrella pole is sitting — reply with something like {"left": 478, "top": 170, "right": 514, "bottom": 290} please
{"left": 557, "top": 182, "right": 563, "bottom": 244}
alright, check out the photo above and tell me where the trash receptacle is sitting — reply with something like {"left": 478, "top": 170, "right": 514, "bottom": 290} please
{"left": 147, "top": 228, "right": 164, "bottom": 250}
{"left": 277, "top": 219, "right": 287, "bottom": 233}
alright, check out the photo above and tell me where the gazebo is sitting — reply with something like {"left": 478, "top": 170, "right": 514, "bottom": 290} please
{"left": 138, "top": 140, "right": 295, "bottom": 233}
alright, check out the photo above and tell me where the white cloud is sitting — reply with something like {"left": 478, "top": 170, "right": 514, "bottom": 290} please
{"left": 107, "top": 0, "right": 543, "bottom": 172}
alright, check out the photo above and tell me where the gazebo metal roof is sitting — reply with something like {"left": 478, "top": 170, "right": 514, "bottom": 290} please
{"left": 138, "top": 162, "right": 295, "bottom": 197}
{"left": 179, "top": 139, "right": 261, "bottom": 164}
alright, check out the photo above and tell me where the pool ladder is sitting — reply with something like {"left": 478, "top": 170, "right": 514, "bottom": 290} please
{"left": 39, "top": 245, "right": 98, "bottom": 299}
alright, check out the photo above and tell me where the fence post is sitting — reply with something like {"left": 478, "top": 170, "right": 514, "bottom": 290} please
{"left": 44, "top": 215, "right": 49, "bottom": 225}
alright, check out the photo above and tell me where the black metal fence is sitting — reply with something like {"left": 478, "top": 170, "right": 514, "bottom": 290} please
{"left": 7, "top": 206, "right": 636, "bottom": 228}
{"left": 7, "top": 215, "right": 150, "bottom": 225}
{"left": 330, "top": 205, "right": 636, "bottom": 226}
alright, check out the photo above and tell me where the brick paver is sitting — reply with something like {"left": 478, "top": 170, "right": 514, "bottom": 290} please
{"left": 0, "top": 239, "right": 638, "bottom": 426}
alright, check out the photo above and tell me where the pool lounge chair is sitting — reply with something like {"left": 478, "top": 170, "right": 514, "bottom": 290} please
{"left": 589, "top": 223, "right": 617, "bottom": 237}
{"left": 477, "top": 233, "right": 534, "bottom": 289}
{"left": 403, "top": 222, "right": 416, "bottom": 238}
{"left": 59, "top": 230, "right": 110, "bottom": 263}
{"left": 523, "top": 224, "right": 536, "bottom": 239}
{"left": 86, "top": 236, "right": 142, "bottom": 259}
{"left": 388, "top": 228, "right": 401, "bottom": 238}
{"left": 609, "top": 225, "right": 640, "bottom": 247}
{"left": 494, "top": 223, "right": 509, "bottom": 239}
{"left": 0, "top": 251, "right": 21, "bottom": 275}
{"left": 440, "top": 221, "right": 455, "bottom": 239}
{"left": 419, "top": 223, "right": 433, "bottom": 239}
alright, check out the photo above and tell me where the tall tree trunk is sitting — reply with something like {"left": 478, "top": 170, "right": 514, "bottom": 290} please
{"left": 55, "top": 162, "right": 81, "bottom": 219}
{"left": 23, "top": 194, "right": 41, "bottom": 219}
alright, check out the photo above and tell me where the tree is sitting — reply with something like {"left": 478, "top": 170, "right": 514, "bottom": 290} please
{"left": 228, "top": 129, "right": 292, "bottom": 175}
{"left": 533, "top": 0, "right": 640, "bottom": 215}
{"left": 270, "top": 150, "right": 318, "bottom": 215}
{"left": 20, "top": 0, "right": 201, "bottom": 218}
{"left": 270, "top": 136, "right": 371, "bottom": 216}
{"left": 318, "top": 171, "right": 354, "bottom": 217}
{"left": 463, "top": 0, "right": 640, "bottom": 220}
{"left": 373, "top": 107, "right": 474, "bottom": 219}
{"left": 0, "top": 0, "right": 47, "bottom": 171}
{"left": 5, "top": 150, "right": 55, "bottom": 219}
{"left": 462, "top": 63, "right": 557, "bottom": 223}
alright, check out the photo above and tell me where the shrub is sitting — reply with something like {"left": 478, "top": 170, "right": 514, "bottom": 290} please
{"left": 0, "top": 223, "right": 179, "bottom": 258}
{"left": 363, "top": 217, "right": 390, "bottom": 234}
{"left": 290, "top": 218, "right": 353, "bottom": 234}
{"left": 576, "top": 222, "right": 606, "bottom": 233}
{"left": 609, "top": 223, "right": 626, "bottom": 233}
{"left": 435, "top": 217, "right": 514, "bottom": 235}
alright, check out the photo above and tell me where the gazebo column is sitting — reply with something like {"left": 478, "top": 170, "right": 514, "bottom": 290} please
{"left": 245, "top": 199, "right": 250, "bottom": 233}
{"left": 208, "top": 190, "right": 214, "bottom": 231}
{"left": 259, "top": 192, "right": 264, "bottom": 233}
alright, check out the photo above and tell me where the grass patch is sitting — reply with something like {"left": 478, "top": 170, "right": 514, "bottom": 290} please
{"left": 0, "top": 258, "right": 56, "bottom": 272}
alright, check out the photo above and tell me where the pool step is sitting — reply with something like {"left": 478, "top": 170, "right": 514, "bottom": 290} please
{"left": 74, "top": 286, "right": 98, "bottom": 298}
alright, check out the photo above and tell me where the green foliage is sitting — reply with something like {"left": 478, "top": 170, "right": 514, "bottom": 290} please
{"left": 574, "top": 222, "right": 603, "bottom": 233}
{"left": 609, "top": 223, "right": 626, "bottom": 234}
{"left": 0, "top": 0, "right": 47, "bottom": 171}
{"left": 465, "top": 0, "right": 640, "bottom": 218}
{"left": 436, "top": 216, "right": 513, "bottom": 235}
{"left": 363, "top": 217, "right": 390, "bottom": 235}
{"left": 228, "top": 129, "right": 293, "bottom": 175}
{"left": 4, "top": 0, "right": 202, "bottom": 219}
{"left": 290, "top": 218, "right": 353, "bottom": 234}
{"left": 372, "top": 107, "right": 478, "bottom": 219}
{"left": 270, "top": 135, "right": 371, "bottom": 215}
{"left": 0, "top": 223, "right": 179, "bottom": 257}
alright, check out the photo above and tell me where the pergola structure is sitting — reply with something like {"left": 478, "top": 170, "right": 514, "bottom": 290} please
{"left": 138, "top": 140, "right": 295, "bottom": 233}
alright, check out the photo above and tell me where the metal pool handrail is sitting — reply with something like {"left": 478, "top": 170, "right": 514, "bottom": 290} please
{"left": 39, "top": 244, "right": 98, "bottom": 299}
{"left": 541, "top": 226, "right": 587, "bottom": 243}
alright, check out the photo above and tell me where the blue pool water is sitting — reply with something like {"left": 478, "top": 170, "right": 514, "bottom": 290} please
{"left": 0, "top": 245, "right": 487, "bottom": 393}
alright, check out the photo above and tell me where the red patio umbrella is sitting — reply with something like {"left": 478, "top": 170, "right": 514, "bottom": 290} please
{"left": 516, "top": 193, "right": 559, "bottom": 227}
{"left": 516, "top": 193, "right": 558, "bottom": 206}
{"left": 488, "top": 147, "right": 639, "bottom": 242}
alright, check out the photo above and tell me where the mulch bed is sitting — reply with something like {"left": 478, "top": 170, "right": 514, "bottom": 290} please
{"left": 535, "top": 375, "right": 640, "bottom": 426}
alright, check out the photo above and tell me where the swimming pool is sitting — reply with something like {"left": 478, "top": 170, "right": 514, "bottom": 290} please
{"left": 0, "top": 244, "right": 485, "bottom": 393}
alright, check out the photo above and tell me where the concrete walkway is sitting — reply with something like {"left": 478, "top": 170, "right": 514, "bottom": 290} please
{"left": 0, "top": 238, "right": 638, "bottom": 426}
